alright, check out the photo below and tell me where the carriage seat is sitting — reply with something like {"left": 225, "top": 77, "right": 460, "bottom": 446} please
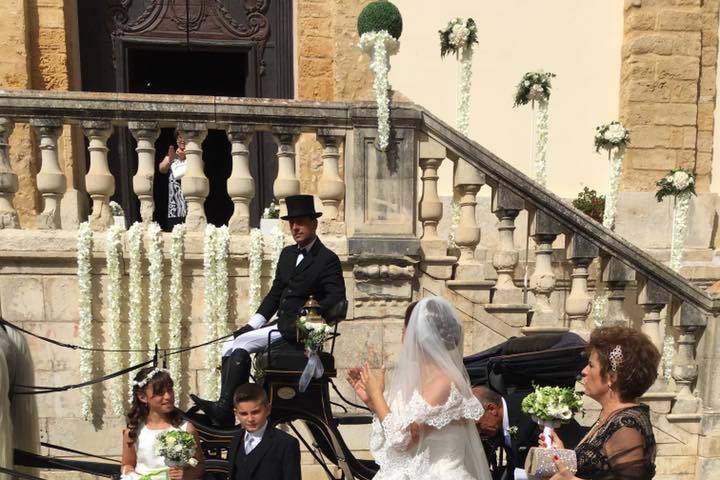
{"left": 256, "top": 338, "right": 335, "bottom": 374}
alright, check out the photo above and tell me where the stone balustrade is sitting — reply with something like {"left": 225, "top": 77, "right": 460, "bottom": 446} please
{"left": 1, "top": 90, "right": 720, "bottom": 451}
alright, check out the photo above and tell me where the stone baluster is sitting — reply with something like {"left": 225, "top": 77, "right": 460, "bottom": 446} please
{"left": 491, "top": 185, "right": 524, "bottom": 304}
{"left": 565, "top": 233, "right": 599, "bottom": 336}
{"left": 317, "top": 128, "right": 346, "bottom": 221}
{"left": 128, "top": 121, "right": 160, "bottom": 223}
{"left": 524, "top": 210, "right": 564, "bottom": 333}
{"left": 418, "top": 138, "right": 446, "bottom": 256}
{"left": 453, "top": 157, "right": 485, "bottom": 264}
{"left": 226, "top": 125, "right": 255, "bottom": 234}
{"left": 600, "top": 255, "right": 635, "bottom": 326}
{"left": 636, "top": 277, "right": 670, "bottom": 355}
{"left": 31, "top": 119, "right": 66, "bottom": 230}
{"left": 177, "top": 122, "right": 209, "bottom": 231}
{"left": 671, "top": 303, "right": 705, "bottom": 414}
{"left": 82, "top": 121, "right": 114, "bottom": 230}
{"left": 271, "top": 127, "right": 301, "bottom": 218}
{"left": 0, "top": 119, "right": 19, "bottom": 228}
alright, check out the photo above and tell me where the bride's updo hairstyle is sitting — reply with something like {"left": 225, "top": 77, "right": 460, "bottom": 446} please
{"left": 412, "top": 297, "right": 463, "bottom": 351}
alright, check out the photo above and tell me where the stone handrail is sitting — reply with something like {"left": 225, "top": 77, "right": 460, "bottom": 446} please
{"left": 0, "top": 88, "right": 716, "bottom": 315}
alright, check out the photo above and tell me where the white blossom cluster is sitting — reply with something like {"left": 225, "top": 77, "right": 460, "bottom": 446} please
{"left": 168, "top": 223, "right": 187, "bottom": 402}
{"left": 105, "top": 224, "right": 125, "bottom": 416}
{"left": 202, "top": 225, "right": 230, "bottom": 398}
{"left": 670, "top": 191, "right": 692, "bottom": 272}
{"left": 533, "top": 100, "right": 549, "bottom": 187}
{"left": 126, "top": 222, "right": 144, "bottom": 396}
{"left": 76, "top": 222, "right": 94, "bottom": 419}
{"left": 457, "top": 48, "right": 474, "bottom": 135}
{"left": 594, "top": 121, "right": 630, "bottom": 153}
{"left": 147, "top": 222, "right": 164, "bottom": 352}
{"left": 359, "top": 30, "right": 400, "bottom": 150}
{"left": 603, "top": 148, "right": 624, "bottom": 230}
{"left": 662, "top": 335, "right": 675, "bottom": 382}
{"left": 269, "top": 229, "right": 285, "bottom": 282}
{"left": 248, "top": 229, "right": 264, "bottom": 316}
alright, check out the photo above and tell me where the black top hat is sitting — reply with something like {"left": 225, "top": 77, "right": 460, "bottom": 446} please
{"left": 281, "top": 194, "right": 323, "bottom": 220}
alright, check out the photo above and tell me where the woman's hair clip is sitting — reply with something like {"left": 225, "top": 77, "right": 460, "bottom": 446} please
{"left": 609, "top": 345, "right": 624, "bottom": 372}
{"left": 132, "top": 367, "right": 168, "bottom": 390}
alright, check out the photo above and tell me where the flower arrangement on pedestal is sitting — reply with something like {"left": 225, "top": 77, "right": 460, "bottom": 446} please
{"left": 656, "top": 168, "right": 696, "bottom": 272}
{"left": 76, "top": 222, "right": 94, "bottom": 419}
{"left": 357, "top": 0, "right": 403, "bottom": 150}
{"left": 514, "top": 71, "right": 556, "bottom": 186}
{"left": 590, "top": 121, "right": 630, "bottom": 326}
{"left": 168, "top": 223, "right": 186, "bottom": 402}
{"left": 105, "top": 224, "right": 124, "bottom": 416}
{"left": 439, "top": 17, "right": 478, "bottom": 135}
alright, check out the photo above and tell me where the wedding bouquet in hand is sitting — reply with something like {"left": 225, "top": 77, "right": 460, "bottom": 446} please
{"left": 521, "top": 385, "right": 583, "bottom": 479}
{"left": 155, "top": 430, "right": 198, "bottom": 469}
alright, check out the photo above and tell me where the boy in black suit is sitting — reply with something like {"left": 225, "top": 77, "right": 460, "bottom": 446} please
{"left": 228, "top": 384, "right": 301, "bottom": 480}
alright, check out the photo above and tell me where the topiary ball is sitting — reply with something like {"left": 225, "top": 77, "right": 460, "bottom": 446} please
{"left": 357, "top": 0, "right": 403, "bottom": 40}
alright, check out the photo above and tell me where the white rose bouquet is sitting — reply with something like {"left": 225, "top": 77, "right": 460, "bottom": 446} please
{"left": 655, "top": 168, "right": 696, "bottom": 202}
{"left": 296, "top": 315, "right": 331, "bottom": 352}
{"left": 513, "top": 71, "right": 556, "bottom": 107}
{"left": 262, "top": 200, "right": 280, "bottom": 219}
{"left": 521, "top": 385, "right": 583, "bottom": 429}
{"left": 594, "top": 121, "right": 630, "bottom": 153}
{"left": 155, "top": 430, "right": 198, "bottom": 469}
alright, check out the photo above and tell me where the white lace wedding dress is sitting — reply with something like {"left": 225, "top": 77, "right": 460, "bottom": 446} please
{"left": 370, "top": 383, "right": 489, "bottom": 480}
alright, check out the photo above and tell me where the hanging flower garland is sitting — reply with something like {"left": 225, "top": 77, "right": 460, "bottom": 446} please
{"left": 248, "top": 228, "right": 264, "bottom": 316}
{"left": 662, "top": 334, "right": 675, "bottom": 382}
{"left": 439, "top": 17, "right": 478, "bottom": 135}
{"left": 656, "top": 168, "right": 696, "bottom": 271}
{"left": 358, "top": 0, "right": 403, "bottom": 151}
{"left": 589, "top": 121, "right": 630, "bottom": 326}
{"left": 269, "top": 229, "right": 285, "bottom": 282}
{"left": 168, "top": 223, "right": 186, "bottom": 402}
{"left": 127, "top": 222, "right": 144, "bottom": 396}
{"left": 105, "top": 224, "right": 124, "bottom": 416}
{"left": 514, "top": 71, "right": 556, "bottom": 187}
{"left": 77, "top": 222, "right": 94, "bottom": 419}
{"left": 147, "top": 222, "right": 164, "bottom": 351}
{"left": 214, "top": 225, "right": 230, "bottom": 347}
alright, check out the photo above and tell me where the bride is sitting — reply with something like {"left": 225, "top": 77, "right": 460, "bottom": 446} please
{"left": 347, "top": 297, "right": 491, "bottom": 479}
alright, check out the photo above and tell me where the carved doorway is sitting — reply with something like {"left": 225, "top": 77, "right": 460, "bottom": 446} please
{"left": 77, "top": 0, "right": 294, "bottom": 228}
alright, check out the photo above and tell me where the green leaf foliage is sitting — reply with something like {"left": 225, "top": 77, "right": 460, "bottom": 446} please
{"left": 357, "top": 0, "right": 403, "bottom": 39}
{"left": 572, "top": 187, "right": 606, "bottom": 223}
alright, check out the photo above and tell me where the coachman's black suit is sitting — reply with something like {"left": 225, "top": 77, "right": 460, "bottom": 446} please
{"left": 228, "top": 425, "right": 301, "bottom": 480}
{"left": 257, "top": 238, "right": 346, "bottom": 342}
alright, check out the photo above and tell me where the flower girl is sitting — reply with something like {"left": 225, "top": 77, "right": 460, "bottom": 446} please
{"left": 121, "top": 367, "right": 204, "bottom": 480}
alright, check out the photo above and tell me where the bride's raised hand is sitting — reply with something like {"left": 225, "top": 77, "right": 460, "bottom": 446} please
{"left": 346, "top": 368, "right": 370, "bottom": 405}
{"left": 360, "top": 362, "right": 384, "bottom": 403}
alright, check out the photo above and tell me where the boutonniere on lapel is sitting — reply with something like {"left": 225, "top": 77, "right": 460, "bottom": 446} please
{"left": 508, "top": 426, "right": 519, "bottom": 439}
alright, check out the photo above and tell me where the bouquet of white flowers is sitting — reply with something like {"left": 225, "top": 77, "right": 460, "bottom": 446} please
{"left": 262, "top": 201, "right": 280, "bottom": 219}
{"left": 514, "top": 71, "right": 556, "bottom": 107}
{"left": 521, "top": 385, "right": 583, "bottom": 429}
{"left": 655, "top": 168, "right": 696, "bottom": 202}
{"left": 296, "top": 315, "right": 331, "bottom": 352}
{"left": 154, "top": 430, "right": 198, "bottom": 468}
{"left": 594, "top": 121, "right": 630, "bottom": 153}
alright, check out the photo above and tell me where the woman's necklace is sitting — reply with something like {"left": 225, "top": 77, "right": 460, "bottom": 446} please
{"left": 579, "top": 403, "right": 636, "bottom": 445}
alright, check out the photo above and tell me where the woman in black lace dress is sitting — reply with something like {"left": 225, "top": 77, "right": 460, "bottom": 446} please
{"left": 541, "top": 326, "right": 660, "bottom": 480}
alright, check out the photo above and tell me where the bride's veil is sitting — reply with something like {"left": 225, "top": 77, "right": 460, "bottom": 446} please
{"left": 387, "top": 297, "right": 491, "bottom": 479}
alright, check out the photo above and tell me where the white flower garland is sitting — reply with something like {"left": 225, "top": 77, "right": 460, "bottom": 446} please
{"left": 269, "top": 229, "right": 285, "bottom": 281}
{"left": 77, "top": 222, "right": 94, "bottom": 419}
{"left": 603, "top": 147, "right": 624, "bottom": 229}
{"left": 248, "top": 229, "right": 264, "bottom": 315}
{"left": 127, "top": 222, "right": 144, "bottom": 396}
{"left": 105, "top": 224, "right": 124, "bottom": 416}
{"left": 457, "top": 47, "right": 474, "bottom": 135}
{"left": 202, "top": 225, "right": 231, "bottom": 398}
{"left": 359, "top": 30, "right": 400, "bottom": 150}
{"left": 670, "top": 191, "right": 692, "bottom": 272}
{"left": 533, "top": 100, "right": 549, "bottom": 187}
{"left": 662, "top": 334, "right": 675, "bottom": 382}
{"left": 147, "top": 222, "right": 164, "bottom": 351}
{"left": 168, "top": 223, "right": 186, "bottom": 402}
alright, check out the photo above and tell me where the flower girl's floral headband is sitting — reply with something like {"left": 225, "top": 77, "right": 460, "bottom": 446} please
{"left": 132, "top": 367, "right": 168, "bottom": 390}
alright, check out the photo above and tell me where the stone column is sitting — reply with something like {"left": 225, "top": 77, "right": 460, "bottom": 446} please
{"left": 226, "top": 125, "right": 255, "bottom": 234}
{"left": 453, "top": 158, "right": 484, "bottom": 264}
{"left": 317, "top": 128, "right": 346, "bottom": 221}
{"left": 418, "top": 138, "right": 446, "bottom": 256}
{"left": 491, "top": 185, "right": 524, "bottom": 304}
{"left": 177, "top": 122, "right": 209, "bottom": 232}
{"left": 129, "top": 121, "right": 160, "bottom": 223}
{"left": 524, "top": 210, "right": 564, "bottom": 333}
{"left": 637, "top": 277, "right": 670, "bottom": 354}
{"left": 601, "top": 255, "right": 635, "bottom": 326}
{"left": 271, "top": 127, "right": 301, "bottom": 218}
{"left": 32, "top": 119, "right": 66, "bottom": 230}
{"left": 671, "top": 303, "right": 704, "bottom": 414}
{"left": 0, "top": 119, "right": 19, "bottom": 229}
{"left": 82, "top": 121, "right": 114, "bottom": 231}
{"left": 565, "top": 233, "right": 599, "bottom": 336}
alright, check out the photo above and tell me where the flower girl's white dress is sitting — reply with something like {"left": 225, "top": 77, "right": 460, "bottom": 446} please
{"left": 370, "top": 384, "right": 489, "bottom": 480}
{"left": 123, "top": 421, "right": 189, "bottom": 480}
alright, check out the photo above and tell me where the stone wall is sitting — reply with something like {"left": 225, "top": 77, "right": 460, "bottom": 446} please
{"left": 620, "top": 0, "right": 720, "bottom": 191}
{"left": 0, "top": 0, "right": 84, "bottom": 228}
